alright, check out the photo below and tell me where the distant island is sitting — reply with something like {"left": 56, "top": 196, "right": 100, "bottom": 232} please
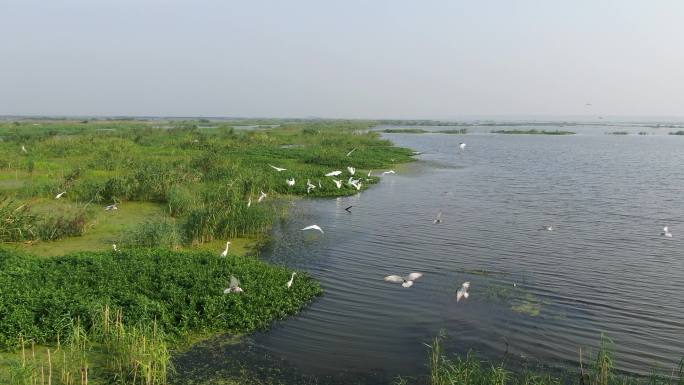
{"left": 382, "top": 128, "right": 468, "bottom": 134}
{"left": 669, "top": 130, "right": 684, "bottom": 135}
{"left": 491, "top": 129, "right": 575, "bottom": 135}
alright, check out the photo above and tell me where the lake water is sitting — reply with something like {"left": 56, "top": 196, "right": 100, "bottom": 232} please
{"left": 178, "top": 124, "right": 684, "bottom": 382}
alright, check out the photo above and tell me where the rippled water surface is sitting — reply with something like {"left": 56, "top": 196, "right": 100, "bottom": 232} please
{"left": 188, "top": 127, "right": 684, "bottom": 381}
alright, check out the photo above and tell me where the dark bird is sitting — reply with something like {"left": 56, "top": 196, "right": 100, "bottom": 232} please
{"left": 344, "top": 205, "right": 353, "bottom": 213}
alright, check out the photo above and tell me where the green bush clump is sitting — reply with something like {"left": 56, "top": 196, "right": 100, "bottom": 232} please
{"left": 0, "top": 248, "right": 322, "bottom": 349}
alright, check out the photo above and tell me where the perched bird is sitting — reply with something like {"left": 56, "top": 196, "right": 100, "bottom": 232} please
{"left": 105, "top": 204, "right": 118, "bottom": 211}
{"left": 286, "top": 178, "right": 295, "bottom": 186}
{"left": 344, "top": 205, "right": 353, "bottom": 213}
{"left": 301, "top": 225, "right": 324, "bottom": 234}
{"left": 382, "top": 170, "right": 396, "bottom": 175}
{"left": 112, "top": 244, "right": 119, "bottom": 252}
{"left": 258, "top": 191, "right": 267, "bottom": 203}
{"left": 346, "top": 148, "right": 357, "bottom": 157}
{"left": 661, "top": 226, "right": 673, "bottom": 238}
{"left": 224, "top": 275, "right": 243, "bottom": 294}
{"left": 306, "top": 179, "right": 316, "bottom": 193}
{"left": 384, "top": 272, "right": 423, "bottom": 288}
{"left": 459, "top": 143, "right": 466, "bottom": 150}
{"left": 247, "top": 197, "right": 252, "bottom": 207}
{"left": 326, "top": 170, "right": 342, "bottom": 177}
{"left": 433, "top": 211, "right": 442, "bottom": 224}
{"left": 540, "top": 225, "right": 554, "bottom": 231}
{"left": 456, "top": 282, "right": 470, "bottom": 302}
{"left": 269, "top": 164, "right": 287, "bottom": 172}
{"left": 347, "top": 166, "right": 356, "bottom": 175}
{"left": 367, "top": 170, "right": 372, "bottom": 177}
{"left": 55, "top": 191, "right": 67, "bottom": 199}
{"left": 286, "top": 272, "right": 297, "bottom": 289}
{"left": 318, "top": 179, "right": 322, "bottom": 188}
{"left": 21, "top": 145, "right": 27, "bottom": 153}
{"left": 332, "top": 179, "right": 343, "bottom": 189}
{"left": 220, "top": 241, "right": 231, "bottom": 257}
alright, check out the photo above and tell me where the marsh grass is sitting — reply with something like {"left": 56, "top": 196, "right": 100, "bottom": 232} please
{"left": 491, "top": 130, "right": 575, "bottom": 135}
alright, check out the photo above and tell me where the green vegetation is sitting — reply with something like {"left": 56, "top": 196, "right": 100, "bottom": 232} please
{"left": 381, "top": 128, "right": 468, "bottom": 134}
{"left": 607, "top": 131, "right": 629, "bottom": 135}
{"left": 424, "top": 333, "right": 684, "bottom": 385}
{"left": 669, "top": 131, "right": 684, "bottom": 135}
{"left": 491, "top": 129, "right": 575, "bottom": 135}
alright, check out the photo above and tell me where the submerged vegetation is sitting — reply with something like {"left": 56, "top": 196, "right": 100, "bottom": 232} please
{"left": 491, "top": 129, "right": 575, "bottom": 135}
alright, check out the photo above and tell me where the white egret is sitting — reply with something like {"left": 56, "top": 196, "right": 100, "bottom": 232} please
{"left": 55, "top": 191, "right": 66, "bottom": 199}
{"left": 382, "top": 170, "right": 395, "bottom": 175}
{"left": 220, "top": 241, "right": 231, "bottom": 257}
{"left": 105, "top": 204, "right": 118, "bottom": 211}
{"left": 318, "top": 179, "right": 322, "bottom": 188}
{"left": 662, "top": 226, "right": 673, "bottom": 238}
{"left": 112, "top": 244, "right": 119, "bottom": 252}
{"left": 456, "top": 282, "right": 470, "bottom": 302}
{"left": 258, "top": 191, "right": 267, "bottom": 203}
{"left": 269, "top": 164, "right": 287, "bottom": 172}
{"left": 459, "top": 143, "right": 466, "bottom": 150}
{"left": 384, "top": 272, "right": 423, "bottom": 288}
{"left": 346, "top": 148, "right": 357, "bottom": 157}
{"left": 224, "top": 275, "right": 243, "bottom": 294}
{"left": 306, "top": 179, "right": 316, "bottom": 193}
{"left": 332, "top": 179, "right": 342, "bottom": 189}
{"left": 540, "top": 225, "right": 554, "bottom": 231}
{"left": 433, "top": 211, "right": 442, "bottom": 224}
{"left": 326, "top": 170, "right": 342, "bottom": 177}
{"left": 301, "top": 225, "right": 324, "bottom": 234}
{"left": 350, "top": 180, "right": 362, "bottom": 190}
{"left": 247, "top": 197, "right": 252, "bottom": 207}
{"left": 347, "top": 166, "right": 356, "bottom": 175}
{"left": 367, "top": 170, "right": 372, "bottom": 177}
{"left": 21, "top": 145, "right": 27, "bottom": 153}
{"left": 286, "top": 272, "right": 297, "bottom": 289}
{"left": 286, "top": 178, "right": 295, "bottom": 186}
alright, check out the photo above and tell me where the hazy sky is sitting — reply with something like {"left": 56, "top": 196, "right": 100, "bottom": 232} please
{"left": 1, "top": 0, "right": 683, "bottom": 118}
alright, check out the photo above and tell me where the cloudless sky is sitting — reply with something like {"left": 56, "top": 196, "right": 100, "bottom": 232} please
{"left": 1, "top": 0, "right": 683, "bottom": 118}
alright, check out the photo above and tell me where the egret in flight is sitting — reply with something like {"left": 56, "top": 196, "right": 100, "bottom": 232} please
{"left": 459, "top": 143, "right": 466, "bottom": 150}
{"left": 220, "top": 241, "right": 231, "bottom": 257}
{"left": 350, "top": 180, "right": 362, "bottom": 190}
{"left": 457, "top": 282, "right": 470, "bottom": 302}
{"left": 662, "top": 226, "right": 673, "bottom": 238}
{"left": 286, "top": 272, "right": 297, "bottom": 289}
{"left": 269, "top": 164, "right": 287, "bottom": 172}
{"left": 347, "top": 166, "right": 356, "bottom": 175}
{"left": 258, "top": 191, "right": 267, "bottom": 203}
{"left": 384, "top": 272, "right": 423, "bottom": 288}
{"left": 286, "top": 178, "right": 295, "bottom": 186}
{"left": 301, "top": 225, "right": 324, "bottom": 234}
{"left": 332, "top": 179, "right": 342, "bottom": 189}
{"left": 55, "top": 191, "right": 66, "bottom": 199}
{"left": 326, "top": 170, "right": 342, "bottom": 177}
{"left": 433, "top": 211, "right": 442, "bottom": 224}
{"left": 382, "top": 170, "right": 395, "bottom": 175}
{"left": 224, "top": 276, "right": 243, "bottom": 294}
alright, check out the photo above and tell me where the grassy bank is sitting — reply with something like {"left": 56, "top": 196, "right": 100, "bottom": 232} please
{"left": 420, "top": 334, "right": 683, "bottom": 385}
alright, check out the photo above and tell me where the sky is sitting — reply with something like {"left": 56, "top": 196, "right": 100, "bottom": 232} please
{"left": 1, "top": 0, "right": 683, "bottom": 119}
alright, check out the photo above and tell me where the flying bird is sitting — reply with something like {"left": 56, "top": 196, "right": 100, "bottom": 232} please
{"left": 326, "top": 170, "right": 342, "bottom": 177}
{"left": 346, "top": 148, "right": 357, "bottom": 157}
{"left": 459, "top": 143, "right": 466, "bottom": 150}
{"left": 350, "top": 181, "right": 362, "bottom": 190}
{"left": 220, "top": 241, "right": 231, "bottom": 257}
{"left": 306, "top": 179, "right": 316, "bottom": 193}
{"left": 344, "top": 205, "right": 352, "bottom": 213}
{"left": 384, "top": 272, "right": 423, "bottom": 288}
{"left": 258, "top": 191, "right": 267, "bottom": 203}
{"left": 224, "top": 275, "right": 243, "bottom": 294}
{"left": 301, "top": 225, "right": 324, "bottom": 234}
{"left": 347, "top": 166, "right": 356, "bottom": 175}
{"left": 661, "top": 226, "right": 673, "bottom": 238}
{"left": 286, "top": 272, "right": 297, "bottom": 289}
{"left": 332, "top": 179, "right": 343, "bottom": 189}
{"left": 540, "top": 225, "right": 554, "bottom": 231}
{"left": 382, "top": 170, "right": 395, "bottom": 175}
{"left": 105, "top": 204, "right": 118, "bottom": 211}
{"left": 269, "top": 164, "right": 287, "bottom": 172}
{"left": 286, "top": 178, "right": 295, "bottom": 186}
{"left": 456, "top": 282, "right": 470, "bottom": 302}
{"left": 55, "top": 191, "right": 66, "bottom": 199}
{"left": 433, "top": 211, "right": 442, "bottom": 224}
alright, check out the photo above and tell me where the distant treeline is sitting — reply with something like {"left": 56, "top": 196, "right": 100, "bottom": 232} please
{"left": 491, "top": 129, "right": 575, "bottom": 135}
{"left": 382, "top": 128, "right": 468, "bottom": 134}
